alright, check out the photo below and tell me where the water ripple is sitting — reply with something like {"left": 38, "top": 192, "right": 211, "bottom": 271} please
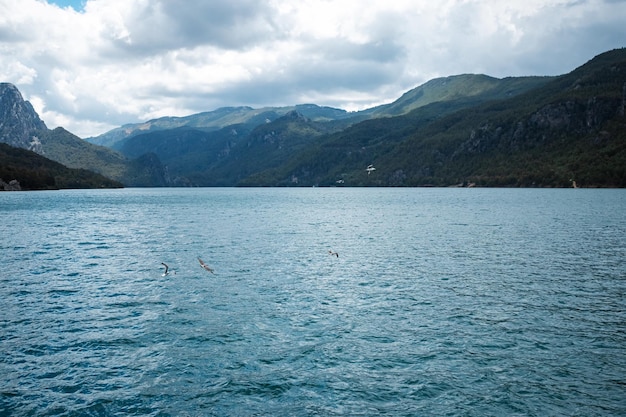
{"left": 1, "top": 188, "right": 625, "bottom": 416}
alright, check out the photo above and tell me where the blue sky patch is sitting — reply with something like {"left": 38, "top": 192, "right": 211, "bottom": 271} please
{"left": 47, "top": 0, "right": 85, "bottom": 11}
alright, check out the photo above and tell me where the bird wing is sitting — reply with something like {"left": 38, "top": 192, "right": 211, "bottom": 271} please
{"left": 198, "top": 258, "right": 214, "bottom": 273}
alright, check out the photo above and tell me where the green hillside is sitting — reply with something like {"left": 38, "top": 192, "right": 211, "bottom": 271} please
{"left": 368, "top": 74, "right": 553, "bottom": 117}
{"left": 17, "top": 48, "right": 623, "bottom": 188}
{"left": 0, "top": 142, "right": 122, "bottom": 190}
{"left": 117, "top": 111, "right": 333, "bottom": 186}
{"left": 244, "top": 48, "right": 626, "bottom": 187}
{"left": 39, "top": 127, "right": 169, "bottom": 187}
{"left": 107, "top": 73, "right": 557, "bottom": 186}
{"left": 87, "top": 104, "right": 351, "bottom": 149}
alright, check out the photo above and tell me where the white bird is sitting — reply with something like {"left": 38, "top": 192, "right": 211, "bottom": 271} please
{"left": 161, "top": 262, "right": 170, "bottom": 276}
{"left": 366, "top": 164, "right": 376, "bottom": 175}
{"left": 328, "top": 250, "right": 339, "bottom": 258}
{"left": 198, "top": 257, "right": 214, "bottom": 273}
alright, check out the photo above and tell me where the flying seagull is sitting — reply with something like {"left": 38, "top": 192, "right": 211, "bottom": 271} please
{"left": 366, "top": 164, "right": 376, "bottom": 175}
{"left": 328, "top": 250, "right": 339, "bottom": 258}
{"left": 161, "top": 262, "right": 170, "bottom": 276}
{"left": 198, "top": 257, "right": 214, "bottom": 273}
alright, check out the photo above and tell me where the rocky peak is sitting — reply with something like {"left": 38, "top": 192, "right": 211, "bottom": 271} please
{"left": 283, "top": 110, "right": 308, "bottom": 121}
{"left": 0, "top": 83, "right": 48, "bottom": 152}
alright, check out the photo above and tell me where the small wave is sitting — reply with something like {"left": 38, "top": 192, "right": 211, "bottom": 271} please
{"left": 47, "top": 288, "right": 79, "bottom": 296}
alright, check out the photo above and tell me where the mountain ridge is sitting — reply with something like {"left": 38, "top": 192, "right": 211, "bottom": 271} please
{"left": 2, "top": 48, "right": 624, "bottom": 187}
{"left": 365, "top": 74, "right": 555, "bottom": 117}
{"left": 86, "top": 104, "right": 353, "bottom": 149}
{"left": 241, "top": 48, "right": 625, "bottom": 187}
{"left": 82, "top": 72, "right": 555, "bottom": 186}
{"left": 0, "top": 85, "right": 169, "bottom": 187}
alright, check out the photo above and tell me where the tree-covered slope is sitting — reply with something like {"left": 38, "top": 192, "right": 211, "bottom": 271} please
{"left": 245, "top": 48, "right": 626, "bottom": 187}
{"left": 39, "top": 127, "right": 169, "bottom": 187}
{"left": 198, "top": 111, "right": 332, "bottom": 185}
{"left": 383, "top": 48, "right": 626, "bottom": 187}
{"left": 110, "top": 74, "right": 555, "bottom": 186}
{"left": 366, "top": 74, "right": 554, "bottom": 117}
{"left": 7, "top": 48, "right": 622, "bottom": 188}
{"left": 0, "top": 142, "right": 123, "bottom": 190}
{"left": 0, "top": 84, "right": 168, "bottom": 187}
{"left": 116, "top": 111, "right": 333, "bottom": 186}
{"left": 87, "top": 104, "right": 352, "bottom": 149}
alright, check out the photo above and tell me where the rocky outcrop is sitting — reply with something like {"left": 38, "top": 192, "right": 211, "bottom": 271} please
{"left": 0, "top": 178, "right": 21, "bottom": 191}
{"left": 454, "top": 95, "right": 624, "bottom": 157}
{"left": 0, "top": 83, "right": 47, "bottom": 153}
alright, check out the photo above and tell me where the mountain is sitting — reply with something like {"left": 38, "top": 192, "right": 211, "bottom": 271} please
{"left": 191, "top": 110, "right": 335, "bottom": 185}
{"left": 366, "top": 74, "right": 554, "bottom": 117}
{"left": 4, "top": 48, "right": 624, "bottom": 188}
{"left": 114, "top": 110, "right": 335, "bottom": 186}
{"left": 379, "top": 48, "right": 626, "bottom": 187}
{"left": 36, "top": 127, "right": 169, "bottom": 186}
{"left": 89, "top": 75, "right": 550, "bottom": 150}
{"left": 246, "top": 48, "right": 626, "bottom": 187}
{"left": 86, "top": 104, "right": 353, "bottom": 149}
{"left": 95, "top": 73, "right": 553, "bottom": 186}
{"left": 0, "top": 142, "right": 122, "bottom": 190}
{"left": 0, "top": 83, "right": 47, "bottom": 152}
{"left": 0, "top": 83, "right": 167, "bottom": 186}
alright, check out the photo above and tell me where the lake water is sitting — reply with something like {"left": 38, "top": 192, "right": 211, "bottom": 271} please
{"left": 1, "top": 187, "right": 625, "bottom": 416}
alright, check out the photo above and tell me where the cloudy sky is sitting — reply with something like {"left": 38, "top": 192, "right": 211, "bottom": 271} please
{"left": 1, "top": 0, "right": 625, "bottom": 138}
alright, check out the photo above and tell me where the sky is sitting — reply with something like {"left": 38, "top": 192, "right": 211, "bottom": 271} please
{"left": 1, "top": 0, "right": 625, "bottom": 138}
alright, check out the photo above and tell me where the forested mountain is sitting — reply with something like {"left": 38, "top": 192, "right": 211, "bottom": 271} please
{"left": 244, "top": 48, "right": 626, "bottom": 187}
{"left": 364, "top": 74, "right": 554, "bottom": 117}
{"left": 0, "top": 83, "right": 167, "bottom": 187}
{"left": 115, "top": 110, "right": 340, "bottom": 186}
{"left": 2, "top": 48, "right": 624, "bottom": 188}
{"left": 0, "top": 142, "right": 122, "bottom": 190}
{"left": 94, "top": 68, "right": 557, "bottom": 186}
{"left": 86, "top": 104, "right": 353, "bottom": 149}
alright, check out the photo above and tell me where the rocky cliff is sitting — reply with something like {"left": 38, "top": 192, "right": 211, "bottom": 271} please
{"left": 0, "top": 83, "right": 47, "bottom": 153}
{"left": 0, "top": 83, "right": 168, "bottom": 186}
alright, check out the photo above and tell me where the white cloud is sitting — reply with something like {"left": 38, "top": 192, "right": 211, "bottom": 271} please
{"left": 0, "top": 0, "right": 624, "bottom": 137}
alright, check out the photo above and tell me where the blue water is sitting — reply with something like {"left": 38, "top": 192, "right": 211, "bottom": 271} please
{"left": 1, "top": 188, "right": 625, "bottom": 416}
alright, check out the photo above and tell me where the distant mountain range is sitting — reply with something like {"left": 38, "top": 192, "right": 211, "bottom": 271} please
{"left": 1, "top": 48, "right": 625, "bottom": 188}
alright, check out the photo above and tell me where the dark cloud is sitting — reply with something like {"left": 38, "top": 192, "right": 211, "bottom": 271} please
{"left": 113, "top": 0, "right": 279, "bottom": 56}
{"left": 309, "top": 38, "right": 406, "bottom": 64}
{"left": 194, "top": 57, "right": 401, "bottom": 112}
